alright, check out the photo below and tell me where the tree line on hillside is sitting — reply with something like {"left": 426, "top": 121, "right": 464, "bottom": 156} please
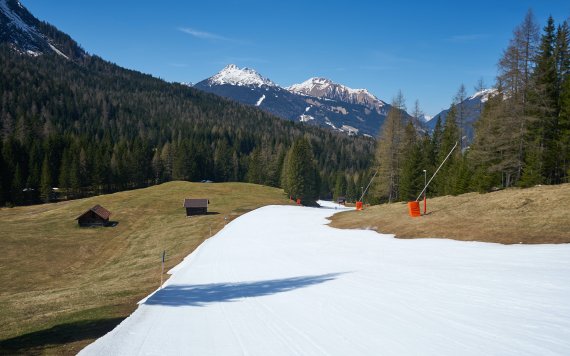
{"left": 0, "top": 46, "right": 374, "bottom": 207}
{"left": 371, "top": 11, "right": 569, "bottom": 203}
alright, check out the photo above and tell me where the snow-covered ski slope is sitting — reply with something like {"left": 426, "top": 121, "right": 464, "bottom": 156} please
{"left": 81, "top": 201, "right": 570, "bottom": 355}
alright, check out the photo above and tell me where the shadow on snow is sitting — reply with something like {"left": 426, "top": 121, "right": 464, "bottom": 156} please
{"left": 144, "top": 272, "right": 345, "bottom": 307}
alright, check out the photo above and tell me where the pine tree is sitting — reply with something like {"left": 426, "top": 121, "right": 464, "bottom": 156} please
{"left": 11, "top": 163, "right": 24, "bottom": 205}
{"left": 40, "top": 155, "right": 52, "bottom": 203}
{"left": 399, "top": 122, "right": 423, "bottom": 201}
{"left": 560, "top": 73, "right": 570, "bottom": 182}
{"left": 282, "top": 138, "right": 319, "bottom": 205}
{"left": 333, "top": 173, "right": 347, "bottom": 200}
{"left": 519, "top": 138, "right": 543, "bottom": 187}
{"left": 433, "top": 105, "right": 459, "bottom": 195}
{"left": 469, "top": 93, "right": 504, "bottom": 191}
{"left": 529, "top": 16, "right": 559, "bottom": 184}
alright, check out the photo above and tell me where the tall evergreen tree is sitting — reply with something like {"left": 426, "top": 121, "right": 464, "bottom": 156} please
{"left": 528, "top": 16, "right": 559, "bottom": 184}
{"left": 40, "top": 155, "right": 52, "bottom": 203}
{"left": 399, "top": 122, "right": 423, "bottom": 201}
{"left": 11, "top": 163, "right": 24, "bottom": 205}
{"left": 282, "top": 138, "right": 319, "bottom": 205}
{"left": 433, "top": 105, "right": 459, "bottom": 195}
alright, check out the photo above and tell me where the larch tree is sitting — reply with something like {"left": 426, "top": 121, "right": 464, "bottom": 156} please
{"left": 373, "top": 91, "right": 407, "bottom": 203}
{"left": 496, "top": 9, "right": 539, "bottom": 185}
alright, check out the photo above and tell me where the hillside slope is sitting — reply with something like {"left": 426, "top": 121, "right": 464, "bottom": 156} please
{"left": 0, "top": 181, "right": 290, "bottom": 355}
{"left": 330, "top": 184, "right": 570, "bottom": 244}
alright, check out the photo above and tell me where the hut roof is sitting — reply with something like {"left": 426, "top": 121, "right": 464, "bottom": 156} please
{"left": 76, "top": 204, "right": 111, "bottom": 220}
{"left": 183, "top": 199, "right": 209, "bottom": 208}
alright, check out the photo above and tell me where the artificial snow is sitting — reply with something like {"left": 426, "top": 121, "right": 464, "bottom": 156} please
{"left": 80, "top": 202, "right": 570, "bottom": 355}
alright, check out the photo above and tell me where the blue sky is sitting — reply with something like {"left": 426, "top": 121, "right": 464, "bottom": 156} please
{"left": 24, "top": 0, "right": 570, "bottom": 116}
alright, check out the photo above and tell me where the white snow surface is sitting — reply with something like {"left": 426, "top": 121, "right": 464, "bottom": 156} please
{"left": 255, "top": 94, "right": 266, "bottom": 106}
{"left": 81, "top": 202, "right": 570, "bottom": 356}
{"left": 208, "top": 64, "right": 277, "bottom": 88}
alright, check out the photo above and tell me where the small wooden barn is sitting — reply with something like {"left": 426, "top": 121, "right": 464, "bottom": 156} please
{"left": 183, "top": 198, "right": 209, "bottom": 216}
{"left": 337, "top": 196, "right": 346, "bottom": 205}
{"left": 76, "top": 205, "right": 111, "bottom": 227}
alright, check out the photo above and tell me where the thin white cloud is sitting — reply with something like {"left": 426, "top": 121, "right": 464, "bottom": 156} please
{"left": 178, "top": 27, "right": 229, "bottom": 41}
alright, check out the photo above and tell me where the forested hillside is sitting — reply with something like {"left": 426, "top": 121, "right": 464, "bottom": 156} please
{"left": 0, "top": 46, "right": 374, "bottom": 206}
{"left": 370, "top": 12, "right": 569, "bottom": 203}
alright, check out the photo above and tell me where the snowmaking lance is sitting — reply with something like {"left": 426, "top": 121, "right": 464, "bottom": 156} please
{"left": 408, "top": 141, "right": 459, "bottom": 217}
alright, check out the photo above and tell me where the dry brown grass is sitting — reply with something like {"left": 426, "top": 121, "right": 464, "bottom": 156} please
{"left": 0, "top": 181, "right": 290, "bottom": 355}
{"left": 329, "top": 184, "right": 570, "bottom": 245}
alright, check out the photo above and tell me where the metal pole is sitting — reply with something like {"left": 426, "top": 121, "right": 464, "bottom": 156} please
{"left": 416, "top": 141, "right": 458, "bottom": 202}
{"left": 423, "top": 169, "right": 427, "bottom": 214}
{"left": 359, "top": 169, "right": 379, "bottom": 202}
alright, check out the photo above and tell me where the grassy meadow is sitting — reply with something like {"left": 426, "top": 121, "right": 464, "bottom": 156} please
{"left": 0, "top": 181, "right": 290, "bottom": 355}
{"left": 330, "top": 184, "right": 570, "bottom": 244}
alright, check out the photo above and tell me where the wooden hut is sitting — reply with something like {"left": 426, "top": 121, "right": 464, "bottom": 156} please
{"left": 183, "top": 198, "right": 209, "bottom": 216}
{"left": 76, "top": 205, "right": 111, "bottom": 227}
{"left": 337, "top": 196, "right": 346, "bottom": 205}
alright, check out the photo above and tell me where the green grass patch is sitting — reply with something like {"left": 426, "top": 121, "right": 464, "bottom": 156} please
{"left": 0, "top": 181, "right": 289, "bottom": 355}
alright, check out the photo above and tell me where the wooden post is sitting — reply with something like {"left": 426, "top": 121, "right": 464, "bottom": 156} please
{"left": 160, "top": 250, "right": 165, "bottom": 288}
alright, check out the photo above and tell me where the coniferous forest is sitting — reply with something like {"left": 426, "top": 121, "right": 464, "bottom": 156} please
{"left": 0, "top": 45, "right": 374, "bottom": 206}
{"left": 371, "top": 12, "right": 570, "bottom": 204}
{"left": 2, "top": 10, "right": 568, "bottom": 208}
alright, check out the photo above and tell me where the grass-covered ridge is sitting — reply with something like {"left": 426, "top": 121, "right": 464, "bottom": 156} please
{"left": 330, "top": 184, "right": 570, "bottom": 245}
{"left": 0, "top": 181, "right": 290, "bottom": 355}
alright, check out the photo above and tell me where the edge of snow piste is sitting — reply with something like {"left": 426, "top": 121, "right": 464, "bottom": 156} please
{"left": 138, "top": 201, "right": 350, "bottom": 304}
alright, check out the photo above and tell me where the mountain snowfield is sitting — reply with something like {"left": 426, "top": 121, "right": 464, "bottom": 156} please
{"left": 205, "top": 64, "right": 277, "bottom": 88}
{"left": 288, "top": 77, "right": 386, "bottom": 114}
{"left": 80, "top": 202, "right": 570, "bottom": 355}
{"left": 0, "top": 0, "right": 65, "bottom": 57}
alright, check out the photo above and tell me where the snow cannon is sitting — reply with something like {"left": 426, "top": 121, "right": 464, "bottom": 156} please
{"left": 296, "top": 198, "right": 301, "bottom": 205}
{"left": 356, "top": 201, "right": 363, "bottom": 210}
{"left": 407, "top": 201, "right": 421, "bottom": 217}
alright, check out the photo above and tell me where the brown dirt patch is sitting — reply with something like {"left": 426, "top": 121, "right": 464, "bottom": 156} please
{"left": 329, "top": 184, "right": 570, "bottom": 244}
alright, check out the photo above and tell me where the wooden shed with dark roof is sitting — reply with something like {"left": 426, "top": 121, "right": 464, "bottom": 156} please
{"left": 76, "top": 205, "right": 111, "bottom": 227}
{"left": 183, "top": 198, "right": 209, "bottom": 216}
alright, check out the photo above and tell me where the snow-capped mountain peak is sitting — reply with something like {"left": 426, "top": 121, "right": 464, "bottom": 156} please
{"left": 287, "top": 77, "right": 386, "bottom": 113}
{"left": 207, "top": 64, "right": 277, "bottom": 88}
{"left": 469, "top": 88, "right": 498, "bottom": 103}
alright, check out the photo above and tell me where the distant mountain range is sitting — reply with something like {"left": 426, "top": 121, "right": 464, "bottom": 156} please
{"left": 1, "top": 0, "right": 495, "bottom": 140}
{"left": 193, "top": 64, "right": 395, "bottom": 137}
{"left": 426, "top": 88, "right": 498, "bottom": 142}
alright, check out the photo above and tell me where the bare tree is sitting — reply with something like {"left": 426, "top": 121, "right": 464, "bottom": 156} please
{"left": 496, "top": 9, "right": 540, "bottom": 183}
{"left": 374, "top": 91, "right": 407, "bottom": 202}
{"left": 453, "top": 84, "right": 468, "bottom": 150}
